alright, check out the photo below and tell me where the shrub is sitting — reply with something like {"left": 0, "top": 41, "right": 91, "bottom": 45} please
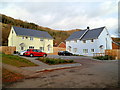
{"left": 93, "top": 55, "right": 113, "bottom": 60}
{"left": 38, "top": 57, "right": 74, "bottom": 65}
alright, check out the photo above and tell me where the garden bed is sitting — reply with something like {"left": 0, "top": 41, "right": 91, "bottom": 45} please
{"left": 37, "top": 57, "right": 74, "bottom": 65}
{"left": 93, "top": 55, "right": 114, "bottom": 60}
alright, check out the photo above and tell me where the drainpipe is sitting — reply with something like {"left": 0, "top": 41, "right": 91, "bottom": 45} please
{"left": 106, "top": 38, "right": 107, "bottom": 49}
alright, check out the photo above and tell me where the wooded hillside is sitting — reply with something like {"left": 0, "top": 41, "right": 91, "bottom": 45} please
{"left": 1, "top": 14, "right": 80, "bottom": 46}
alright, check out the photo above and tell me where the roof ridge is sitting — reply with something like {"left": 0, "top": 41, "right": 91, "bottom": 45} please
{"left": 13, "top": 26, "right": 47, "bottom": 33}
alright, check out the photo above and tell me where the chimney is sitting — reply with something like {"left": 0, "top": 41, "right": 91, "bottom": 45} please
{"left": 87, "top": 26, "right": 90, "bottom": 30}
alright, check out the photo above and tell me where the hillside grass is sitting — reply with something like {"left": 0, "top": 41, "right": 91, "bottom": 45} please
{"left": 1, "top": 54, "right": 38, "bottom": 67}
{"left": 1, "top": 14, "right": 80, "bottom": 46}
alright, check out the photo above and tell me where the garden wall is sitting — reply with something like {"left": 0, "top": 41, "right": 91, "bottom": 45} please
{"left": 0, "top": 46, "right": 16, "bottom": 54}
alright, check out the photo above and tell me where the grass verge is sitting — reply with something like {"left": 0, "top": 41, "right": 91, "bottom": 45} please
{"left": 37, "top": 57, "right": 74, "bottom": 65}
{"left": 1, "top": 53, "right": 37, "bottom": 67}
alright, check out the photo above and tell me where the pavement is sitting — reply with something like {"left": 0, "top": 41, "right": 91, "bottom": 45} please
{"left": 19, "top": 56, "right": 81, "bottom": 72}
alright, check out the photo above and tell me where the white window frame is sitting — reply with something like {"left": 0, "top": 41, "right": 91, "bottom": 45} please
{"left": 29, "top": 46, "right": 34, "bottom": 49}
{"left": 91, "top": 49, "right": 94, "bottom": 53}
{"left": 73, "top": 48, "right": 77, "bottom": 52}
{"left": 22, "top": 36, "right": 24, "bottom": 39}
{"left": 30, "top": 37, "right": 33, "bottom": 40}
{"left": 91, "top": 39, "right": 94, "bottom": 43}
{"left": 83, "top": 40, "right": 86, "bottom": 43}
{"left": 40, "top": 38, "right": 44, "bottom": 41}
{"left": 74, "top": 40, "right": 77, "bottom": 43}
{"left": 83, "top": 49, "right": 88, "bottom": 53}
{"left": 40, "top": 47, "right": 44, "bottom": 51}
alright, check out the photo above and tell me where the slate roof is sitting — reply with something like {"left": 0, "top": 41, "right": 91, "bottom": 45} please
{"left": 66, "top": 27, "right": 105, "bottom": 41}
{"left": 13, "top": 26, "right": 53, "bottom": 39}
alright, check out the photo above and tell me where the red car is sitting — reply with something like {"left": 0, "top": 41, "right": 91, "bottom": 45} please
{"left": 24, "top": 49, "right": 47, "bottom": 57}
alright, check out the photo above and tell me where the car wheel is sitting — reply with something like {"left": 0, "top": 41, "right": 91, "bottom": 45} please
{"left": 30, "top": 54, "right": 34, "bottom": 57}
{"left": 43, "top": 54, "right": 47, "bottom": 57}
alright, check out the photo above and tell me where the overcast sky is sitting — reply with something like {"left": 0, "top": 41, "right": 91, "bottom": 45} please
{"left": 0, "top": 0, "right": 119, "bottom": 37}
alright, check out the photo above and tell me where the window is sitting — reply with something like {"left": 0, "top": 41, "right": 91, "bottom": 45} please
{"left": 91, "top": 39, "right": 94, "bottom": 42}
{"left": 91, "top": 49, "right": 94, "bottom": 52}
{"left": 32, "top": 49, "right": 38, "bottom": 52}
{"left": 83, "top": 40, "right": 86, "bottom": 43}
{"left": 73, "top": 48, "right": 77, "bottom": 52}
{"left": 83, "top": 49, "right": 88, "bottom": 53}
{"left": 29, "top": 46, "right": 34, "bottom": 49}
{"left": 40, "top": 47, "right": 44, "bottom": 51}
{"left": 30, "top": 37, "right": 33, "bottom": 40}
{"left": 26, "top": 37, "right": 28, "bottom": 39}
{"left": 68, "top": 41, "right": 70, "bottom": 43}
{"left": 68, "top": 46, "right": 72, "bottom": 51}
{"left": 40, "top": 38, "right": 44, "bottom": 41}
{"left": 74, "top": 40, "right": 77, "bottom": 43}
{"left": 22, "top": 36, "right": 24, "bottom": 39}
{"left": 12, "top": 31, "right": 14, "bottom": 34}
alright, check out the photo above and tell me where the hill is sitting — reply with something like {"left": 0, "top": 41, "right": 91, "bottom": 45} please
{"left": 1, "top": 14, "right": 80, "bottom": 46}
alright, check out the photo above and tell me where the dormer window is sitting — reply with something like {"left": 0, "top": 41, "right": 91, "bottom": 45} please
{"left": 83, "top": 40, "right": 86, "bottom": 43}
{"left": 91, "top": 39, "right": 94, "bottom": 42}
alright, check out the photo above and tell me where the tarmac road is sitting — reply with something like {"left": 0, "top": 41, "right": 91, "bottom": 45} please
{"left": 5, "top": 55, "right": 118, "bottom": 88}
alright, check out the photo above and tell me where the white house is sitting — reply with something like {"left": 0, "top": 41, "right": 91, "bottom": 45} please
{"left": 66, "top": 26, "right": 112, "bottom": 56}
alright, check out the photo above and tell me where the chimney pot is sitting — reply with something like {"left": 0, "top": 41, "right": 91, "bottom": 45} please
{"left": 87, "top": 26, "right": 90, "bottom": 30}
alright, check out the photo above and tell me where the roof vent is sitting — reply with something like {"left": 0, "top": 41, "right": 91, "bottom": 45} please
{"left": 87, "top": 26, "right": 90, "bottom": 30}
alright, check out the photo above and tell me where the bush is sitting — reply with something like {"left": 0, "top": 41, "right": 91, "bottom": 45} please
{"left": 38, "top": 57, "right": 74, "bottom": 65}
{"left": 93, "top": 55, "right": 113, "bottom": 60}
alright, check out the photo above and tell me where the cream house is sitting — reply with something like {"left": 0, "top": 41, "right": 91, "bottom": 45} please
{"left": 8, "top": 26, "right": 53, "bottom": 53}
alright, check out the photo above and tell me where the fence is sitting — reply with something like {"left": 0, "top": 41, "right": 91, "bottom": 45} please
{"left": 105, "top": 49, "right": 120, "bottom": 60}
{"left": 93, "top": 53, "right": 105, "bottom": 57}
{"left": 48, "top": 47, "right": 66, "bottom": 55}
{"left": 93, "top": 49, "right": 120, "bottom": 60}
{"left": 0, "top": 46, "right": 16, "bottom": 54}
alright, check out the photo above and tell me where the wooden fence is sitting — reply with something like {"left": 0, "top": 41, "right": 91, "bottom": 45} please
{"left": 105, "top": 49, "right": 120, "bottom": 60}
{"left": 93, "top": 49, "right": 120, "bottom": 60}
{"left": 93, "top": 53, "right": 105, "bottom": 57}
{"left": 48, "top": 47, "right": 66, "bottom": 55}
{"left": 0, "top": 46, "right": 16, "bottom": 54}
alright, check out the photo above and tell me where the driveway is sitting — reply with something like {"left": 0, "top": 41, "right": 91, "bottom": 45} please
{"left": 5, "top": 55, "right": 118, "bottom": 88}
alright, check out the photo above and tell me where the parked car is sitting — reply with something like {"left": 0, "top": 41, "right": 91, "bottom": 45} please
{"left": 18, "top": 50, "right": 27, "bottom": 56}
{"left": 24, "top": 49, "right": 47, "bottom": 57}
{"left": 58, "top": 51, "right": 73, "bottom": 56}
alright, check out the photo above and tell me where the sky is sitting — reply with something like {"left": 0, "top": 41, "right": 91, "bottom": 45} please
{"left": 0, "top": 0, "right": 119, "bottom": 37}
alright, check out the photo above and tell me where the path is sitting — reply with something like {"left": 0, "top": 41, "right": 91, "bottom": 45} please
{"left": 20, "top": 56, "right": 81, "bottom": 72}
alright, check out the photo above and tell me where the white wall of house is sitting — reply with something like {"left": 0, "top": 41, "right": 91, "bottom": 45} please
{"left": 66, "top": 28, "right": 112, "bottom": 56}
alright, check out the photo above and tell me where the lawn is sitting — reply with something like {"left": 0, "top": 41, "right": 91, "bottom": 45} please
{"left": 1, "top": 54, "right": 37, "bottom": 67}
{"left": 37, "top": 57, "right": 74, "bottom": 65}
